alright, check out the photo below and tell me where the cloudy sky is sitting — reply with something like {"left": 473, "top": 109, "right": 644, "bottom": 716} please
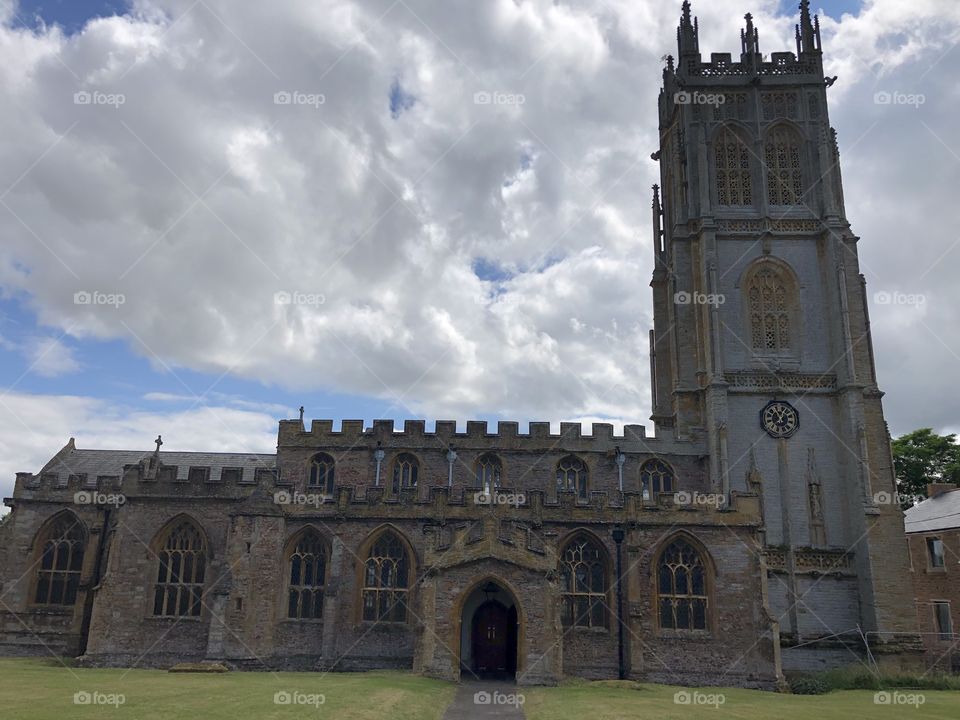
{"left": 0, "top": 0, "right": 958, "bottom": 505}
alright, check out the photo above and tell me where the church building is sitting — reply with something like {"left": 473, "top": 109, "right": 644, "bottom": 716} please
{"left": 0, "top": 2, "right": 922, "bottom": 686}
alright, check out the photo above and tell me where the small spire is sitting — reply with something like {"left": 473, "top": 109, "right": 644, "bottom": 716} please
{"left": 797, "top": 0, "right": 820, "bottom": 54}
{"left": 677, "top": 1, "right": 699, "bottom": 57}
{"left": 741, "top": 13, "right": 759, "bottom": 57}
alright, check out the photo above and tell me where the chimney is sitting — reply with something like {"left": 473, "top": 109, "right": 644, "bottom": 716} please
{"left": 927, "top": 482, "right": 958, "bottom": 498}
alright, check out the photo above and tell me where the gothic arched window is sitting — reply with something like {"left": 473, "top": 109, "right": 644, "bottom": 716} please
{"left": 153, "top": 519, "right": 206, "bottom": 617}
{"left": 657, "top": 538, "right": 709, "bottom": 631}
{"left": 640, "top": 459, "right": 675, "bottom": 501}
{"left": 362, "top": 531, "right": 410, "bottom": 622}
{"left": 392, "top": 453, "right": 419, "bottom": 494}
{"left": 715, "top": 128, "right": 752, "bottom": 206}
{"left": 476, "top": 453, "right": 502, "bottom": 493}
{"left": 286, "top": 530, "right": 327, "bottom": 619}
{"left": 308, "top": 453, "right": 335, "bottom": 494}
{"left": 33, "top": 514, "right": 85, "bottom": 606}
{"left": 764, "top": 126, "right": 804, "bottom": 206}
{"left": 746, "top": 264, "right": 794, "bottom": 354}
{"left": 559, "top": 535, "right": 608, "bottom": 628}
{"left": 556, "top": 456, "right": 589, "bottom": 500}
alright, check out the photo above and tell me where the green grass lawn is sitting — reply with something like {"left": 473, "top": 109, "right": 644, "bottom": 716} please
{"left": 2, "top": 659, "right": 960, "bottom": 719}
{"left": 0, "top": 658, "right": 455, "bottom": 720}
{"left": 523, "top": 678, "right": 960, "bottom": 719}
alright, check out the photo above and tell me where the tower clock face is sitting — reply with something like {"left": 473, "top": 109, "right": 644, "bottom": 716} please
{"left": 761, "top": 400, "right": 799, "bottom": 438}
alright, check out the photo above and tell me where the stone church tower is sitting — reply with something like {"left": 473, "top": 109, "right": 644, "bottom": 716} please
{"left": 650, "top": 1, "right": 921, "bottom": 667}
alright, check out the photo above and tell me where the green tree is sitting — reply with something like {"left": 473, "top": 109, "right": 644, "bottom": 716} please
{"left": 891, "top": 428, "right": 960, "bottom": 508}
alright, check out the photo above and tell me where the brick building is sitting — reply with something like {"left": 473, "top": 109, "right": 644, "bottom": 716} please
{"left": 0, "top": 2, "right": 922, "bottom": 686}
{"left": 905, "top": 484, "right": 960, "bottom": 673}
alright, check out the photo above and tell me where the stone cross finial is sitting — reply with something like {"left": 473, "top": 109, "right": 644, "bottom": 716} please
{"left": 299, "top": 406, "right": 305, "bottom": 423}
{"left": 154, "top": 435, "right": 163, "bottom": 454}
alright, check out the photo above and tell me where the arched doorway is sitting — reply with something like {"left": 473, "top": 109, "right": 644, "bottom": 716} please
{"left": 459, "top": 580, "right": 519, "bottom": 680}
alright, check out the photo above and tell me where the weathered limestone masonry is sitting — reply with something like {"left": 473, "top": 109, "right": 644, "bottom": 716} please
{"left": 0, "top": 1, "right": 921, "bottom": 687}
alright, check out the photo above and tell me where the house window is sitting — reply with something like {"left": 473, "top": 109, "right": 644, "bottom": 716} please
{"left": 362, "top": 532, "right": 409, "bottom": 622}
{"left": 220, "top": 467, "right": 243, "bottom": 483}
{"left": 392, "top": 454, "right": 419, "bottom": 494}
{"left": 559, "top": 536, "right": 608, "bottom": 628}
{"left": 657, "top": 538, "right": 709, "bottom": 631}
{"left": 287, "top": 531, "right": 327, "bottom": 620}
{"left": 715, "top": 128, "right": 752, "bottom": 206}
{"left": 308, "top": 453, "right": 336, "bottom": 494}
{"left": 476, "top": 454, "right": 502, "bottom": 493}
{"left": 153, "top": 519, "right": 206, "bottom": 617}
{"left": 640, "top": 459, "right": 674, "bottom": 501}
{"left": 927, "top": 537, "right": 945, "bottom": 569}
{"left": 934, "top": 601, "right": 953, "bottom": 641}
{"left": 747, "top": 264, "right": 794, "bottom": 354}
{"left": 764, "top": 126, "right": 804, "bottom": 205}
{"left": 556, "top": 456, "right": 589, "bottom": 500}
{"left": 33, "top": 514, "right": 85, "bottom": 606}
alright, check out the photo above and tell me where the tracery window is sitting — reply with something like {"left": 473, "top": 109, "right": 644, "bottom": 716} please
{"left": 476, "top": 453, "right": 502, "bottom": 493}
{"left": 392, "top": 453, "right": 419, "bottom": 494}
{"left": 556, "top": 456, "right": 589, "bottom": 500}
{"left": 640, "top": 459, "right": 674, "bottom": 501}
{"left": 657, "top": 538, "right": 709, "bottom": 631}
{"left": 153, "top": 519, "right": 206, "bottom": 617}
{"left": 715, "top": 128, "right": 752, "bottom": 206}
{"left": 308, "top": 453, "right": 335, "bottom": 494}
{"left": 287, "top": 530, "right": 327, "bottom": 620}
{"left": 362, "top": 532, "right": 409, "bottom": 622}
{"left": 764, "top": 126, "right": 804, "bottom": 205}
{"left": 559, "top": 536, "right": 608, "bottom": 628}
{"left": 33, "top": 514, "right": 85, "bottom": 606}
{"left": 747, "top": 265, "right": 793, "bottom": 354}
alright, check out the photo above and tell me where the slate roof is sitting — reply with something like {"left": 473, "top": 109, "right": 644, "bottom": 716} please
{"left": 37, "top": 446, "right": 276, "bottom": 484}
{"left": 904, "top": 489, "right": 960, "bottom": 534}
